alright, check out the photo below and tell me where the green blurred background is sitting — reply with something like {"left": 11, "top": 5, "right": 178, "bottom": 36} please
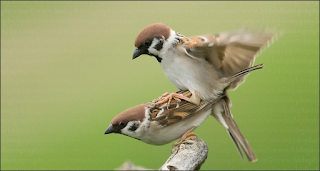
{"left": 1, "top": 1, "right": 319, "bottom": 170}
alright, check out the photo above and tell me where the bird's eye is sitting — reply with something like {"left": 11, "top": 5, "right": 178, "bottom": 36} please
{"left": 143, "top": 40, "right": 152, "bottom": 46}
{"left": 119, "top": 121, "right": 127, "bottom": 129}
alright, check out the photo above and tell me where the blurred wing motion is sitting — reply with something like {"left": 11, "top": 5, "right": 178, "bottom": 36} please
{"left": 181, "top": 29, "right": 276, "bottom": 90}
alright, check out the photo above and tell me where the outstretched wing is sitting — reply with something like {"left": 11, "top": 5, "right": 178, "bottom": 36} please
{"left": 180, "top": 29, "right": 276, "bottom": 89}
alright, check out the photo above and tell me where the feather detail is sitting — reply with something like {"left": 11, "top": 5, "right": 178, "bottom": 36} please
{"left": 222, "top": 95, "right": 257, "bottom": 162}
{"left": 179, "top": 29, "right": 276, "bottom": 90}
{"left": 146, "top": 90, "right": 225, "bottom": 127}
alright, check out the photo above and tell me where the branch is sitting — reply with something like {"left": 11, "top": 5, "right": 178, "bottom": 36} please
{"left": 159, "top": 135, "right": 208, "bottom": 170}
{"left": 116, "top": 135, "right": 209, "bottom": 170}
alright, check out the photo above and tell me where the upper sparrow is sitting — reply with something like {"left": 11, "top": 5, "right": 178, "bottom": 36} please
{"left": 133, "top": 23, "right": 275, "bottom": 103}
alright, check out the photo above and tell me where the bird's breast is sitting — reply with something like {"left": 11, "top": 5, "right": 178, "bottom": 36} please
{"left": 141, "top": 108, "right": 212, "bottom": 145}
{"left": 160, "top": 52, "right": 223, "bottom": 100}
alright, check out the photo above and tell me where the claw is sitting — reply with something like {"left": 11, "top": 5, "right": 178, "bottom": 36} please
{"left": 156, "top": 92, "right": 169, "bottom": 103}
{"left": 173, "top": 133, "right": 198, "bottom": 147}
{"left": 156, "top": 92, "right": 194, "bottom": 109}
{"left": 172, "top": 127, "right": 196, "bottom": 147}
{"left": 185, "top": 133, "right": 198, "bottom": 141}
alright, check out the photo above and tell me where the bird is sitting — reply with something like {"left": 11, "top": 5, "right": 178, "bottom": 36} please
{"left": 105, "top": 64, "right": 264, "bottom": 161}
{"left": 132, "top": 23, "right": 275, "bottom": 105}
{"left": 130, "top": 23, "right": 277, "bottom": 161}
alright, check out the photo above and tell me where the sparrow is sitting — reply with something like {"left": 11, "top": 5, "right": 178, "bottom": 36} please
{"left": 132, "top": 23, "right": 276, "bottom": 104}
{"left": 105, "top": 64, "right": 263, "bottom": 161}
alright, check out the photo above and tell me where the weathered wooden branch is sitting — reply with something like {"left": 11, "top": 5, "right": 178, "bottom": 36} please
{"left": 116, "top": 136, "right": 208, "bottom": 170}
{"left": 159, "top": 136, "right": 208, "bottom": 170}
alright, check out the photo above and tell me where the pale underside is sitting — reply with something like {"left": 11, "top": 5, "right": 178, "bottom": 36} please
{"left": 160, "top": 29, "right": 275, "bottom": 100}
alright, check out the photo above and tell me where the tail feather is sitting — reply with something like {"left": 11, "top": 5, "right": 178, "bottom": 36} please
{"left": 221, "top": 97, "right": 257, "bottom": 162}
{"left": 212, "top": 63, "right": 262, "bottom": 162}
{"left": 227, "top": 129, "right": 244, "bottom": 161}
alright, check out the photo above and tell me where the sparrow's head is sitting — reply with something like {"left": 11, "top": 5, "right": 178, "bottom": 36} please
{"left": 133, "top": 23, "right": 175, "bottom": 62}
{"left": 105, "top": 104, "right": 146, "bottom": 136}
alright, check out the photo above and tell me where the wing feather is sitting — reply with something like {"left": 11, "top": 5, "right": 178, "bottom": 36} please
{"left": 181, "top": 29, "right": 276, "bottom": 89}
{"left": 148, "top": 90, "right": 224, "bottom": 127}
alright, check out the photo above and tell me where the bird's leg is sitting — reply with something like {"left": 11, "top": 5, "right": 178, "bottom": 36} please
{"left": 155, "top": 92, "right": 168, "bottom": 102}
{"left": 173, "top": 126, "right": 197, "bottom": 147}
{"left": 156, "top": 93, "right": 189, "bottom": 105}
{"left": 156, "top": 90, "right": 201, "bottom": 108}
{"left": 184, "top": 133, "right": 198, "bottom": 141}
{"left": 188, "top": 90, "right": 201, "bottom": 105}
{"left": 155, "top": 92, "right": 170, "bottom": 105}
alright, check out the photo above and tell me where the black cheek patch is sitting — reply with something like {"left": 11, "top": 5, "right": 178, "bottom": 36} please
{"left": 154, "top": 41, "right": 163, "bottom": 51}
{"left": 129, "top": 123, "right": 139, "bottom": 131}
{"left": 154, "top": 37, "right": 164, "bottom": 51}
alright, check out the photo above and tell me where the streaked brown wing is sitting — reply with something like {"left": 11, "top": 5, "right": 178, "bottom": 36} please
{"left": 147, "top": 90, "right": 225, "bottom": 127}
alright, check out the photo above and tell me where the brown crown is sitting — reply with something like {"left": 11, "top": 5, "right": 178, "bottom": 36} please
{"left": 134, "top": 23, "right": 171, "bottom": 48}
{"left": 110, "top": 104, "right": 146, "bottom": 126}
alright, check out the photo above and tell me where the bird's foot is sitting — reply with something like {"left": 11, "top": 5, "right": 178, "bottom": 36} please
{"left": 156, "top": 92, "right": 199, "bottom": 109}
{"left": 156, "top": 92, "right": 187, "bottom": 109}
{"left": 173, "top": 127, "right": 196, "bottom": 147}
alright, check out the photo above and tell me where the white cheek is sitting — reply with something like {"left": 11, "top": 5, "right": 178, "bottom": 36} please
{"left": 148, "top": 39, "right": 161, "bottom": 56}
{"left": 159, "top": 29, "right": 178, "bottom": 58}
{"left": 121, "top": 121, "right": 139, "bottom": 135}
{"left": 148, "top": 47, "right": 160, "bottom": 56}
{"left": 121, "top": 108, "right": 150, "bottom": 138}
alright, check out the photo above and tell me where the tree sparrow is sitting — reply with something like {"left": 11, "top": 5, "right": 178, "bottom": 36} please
{"left": 105, "top": 64, "right": 263, "bottom": 162}
{"left": 132, "top": 23, "right": 275, "bottom": 104}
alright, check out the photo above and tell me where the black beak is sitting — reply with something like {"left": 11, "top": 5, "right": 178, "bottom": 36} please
{"left": 104, "top": 125, "right": 114, "bottom": 134}
{"left": 132, "top": 48, "right": 144, "bottom": 59}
